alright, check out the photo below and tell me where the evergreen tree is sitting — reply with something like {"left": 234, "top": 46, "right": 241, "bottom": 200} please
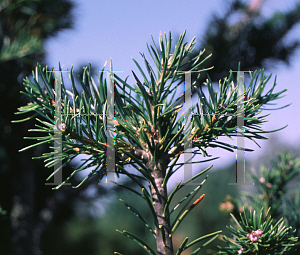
{"left": 14, "top": 29, "right": 297, "bottom": 255}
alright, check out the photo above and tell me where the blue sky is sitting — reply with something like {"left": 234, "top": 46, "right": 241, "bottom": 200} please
{"left": 43, "top": 0, "right": 300, "bottom": 205}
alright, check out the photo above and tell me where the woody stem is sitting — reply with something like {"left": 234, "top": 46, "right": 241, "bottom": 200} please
{"left": 147, "top": 154, "right": 173, "bottom": 255}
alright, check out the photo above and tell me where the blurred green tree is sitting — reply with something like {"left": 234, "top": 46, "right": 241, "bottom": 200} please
{"left": 0, "top": 1, "right": 77, "bottom": 254}
{"left": 171, "top": 0, "right": 300, "bottom": 108}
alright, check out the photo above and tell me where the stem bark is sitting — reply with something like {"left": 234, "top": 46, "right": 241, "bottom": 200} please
{"left": 147, "top": 152, "right": 173, "bottom": 255}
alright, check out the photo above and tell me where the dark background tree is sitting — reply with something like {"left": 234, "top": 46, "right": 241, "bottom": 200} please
{"left": 0, "top": 1, "right": 78, "bottom": 254}
{"left": 172, "top": 0, "right": 300, "bottom": 108}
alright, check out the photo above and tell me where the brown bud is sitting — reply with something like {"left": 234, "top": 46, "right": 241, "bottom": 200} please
{"left": 189, "top": 194, "right": 205, "bottom": 209}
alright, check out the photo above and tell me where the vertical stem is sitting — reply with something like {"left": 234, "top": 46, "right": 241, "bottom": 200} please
{"left": 147, "top": 153, "right": 173, "bottom": 255}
